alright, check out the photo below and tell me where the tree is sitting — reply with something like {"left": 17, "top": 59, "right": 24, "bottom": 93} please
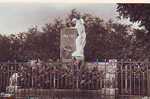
{"left": 117, "top": 4, "right": 150, "bottom": 60}
{"left": 0, "top": 9, "right": 141, "bottom": 62}
{"left": 41, "top": 18, "right": 64, "bottom": 61}
{"left": 117, "top": 4, "right": 150, "bottom": 33}
{"left": 0, "top": 34, "right": 11, "bottom": 61}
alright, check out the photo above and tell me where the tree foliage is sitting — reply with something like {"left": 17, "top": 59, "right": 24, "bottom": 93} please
{"left": 0, "top": 9, "right": 147, "bottom": 62}
{"left": 117, "top": 4, "right": 150, "bottom": 33}
{"left": 117, "top": 4, "right": 150, "bottom": 61}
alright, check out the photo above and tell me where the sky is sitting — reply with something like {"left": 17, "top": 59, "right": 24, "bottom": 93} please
{"left": 0, "top": 3, "right": 141, "bottom": 35}
{"left": 0, "top": 3, "right": 119, "bottom": 35}
{"left": 0, "top": 0, "right": 149, "bottom": 3}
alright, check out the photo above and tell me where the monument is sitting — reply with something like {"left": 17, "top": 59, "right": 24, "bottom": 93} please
{"left": 60, "top": 13, "right": 86, "bottom": 89}
{"left": 71, "top": 16, "right": 86, "bottom": 60}
{"left": 60, "top": 13, "right": 86, "bottom": 62}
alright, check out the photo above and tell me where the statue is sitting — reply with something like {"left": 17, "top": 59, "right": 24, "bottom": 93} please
{"left": 6, "top": 73, "right": 19, "bottom": 93}
{"left": 71, "top": 13, "right": 86, "bottom": 59}
{"left": 9, "top": 73, "right": 19, "bottom": 87}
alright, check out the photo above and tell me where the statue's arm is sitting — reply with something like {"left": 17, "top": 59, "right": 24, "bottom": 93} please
{"left": 81, "top": 18, "right": 85, "bottom": 24}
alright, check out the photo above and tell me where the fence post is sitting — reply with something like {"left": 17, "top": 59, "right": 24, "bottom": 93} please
{"left": 53, "top": 66, "right": 56, "bottom": 89}
{"left": 104, "top": 59, "right": 107, "bottom": 99}
{"left": 147, "top": 64, "right": 150, "bottom": 97}
{"left": 74, "top": 59, "right": 79, "bottom": 89}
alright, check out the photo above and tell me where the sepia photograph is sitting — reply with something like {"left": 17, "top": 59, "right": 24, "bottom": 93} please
{"left": 0, "top": 1, "right": 150, "bottom": 99}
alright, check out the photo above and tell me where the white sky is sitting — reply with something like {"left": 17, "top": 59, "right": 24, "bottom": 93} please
{"left": 0, "top": 3, "right": 118, "bottom": 35}
{"left": 0, "top": 0, "right": 149, "bottom": 3}
{"left": 0, "top": 2, "right": 144, "bottom": 35}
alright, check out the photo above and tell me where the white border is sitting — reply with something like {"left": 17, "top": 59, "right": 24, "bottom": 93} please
{"left": 0, "top": 0, "right": 149, "bottom": 3}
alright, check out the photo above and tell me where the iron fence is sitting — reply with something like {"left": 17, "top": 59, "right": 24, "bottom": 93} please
{"left": 0, "top": 61, "right": 149, "bottom": 99}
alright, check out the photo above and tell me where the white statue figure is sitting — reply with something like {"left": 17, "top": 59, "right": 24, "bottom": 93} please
{"left": 7, "top": 73, "right": 19, "bottom": 93}
{"left": 9, "top": 73, "right": 19, "bottom": 86}
{"left": 71, "top": 15, "right": 86, "bottom": 58}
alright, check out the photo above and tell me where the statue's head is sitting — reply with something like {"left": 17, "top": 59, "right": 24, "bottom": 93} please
{"left": 72, "top": 12, "right": 80, "bottom": 20}
{"left": 75, "top": 14, "right": 80, "bottom": 20}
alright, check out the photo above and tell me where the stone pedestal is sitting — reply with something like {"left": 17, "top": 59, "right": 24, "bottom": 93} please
{"left": 6, "top": 86, "right": 19, "bottom": 93}
{"left": 60, "top": 28, "right": 77, "bottom": 62}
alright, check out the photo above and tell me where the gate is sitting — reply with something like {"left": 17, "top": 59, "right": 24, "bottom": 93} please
{"left": 0, "top": 61, "right": 149, "bottom": 99}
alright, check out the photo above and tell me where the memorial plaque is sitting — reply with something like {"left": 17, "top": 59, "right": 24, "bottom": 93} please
{"left": 60, "top": 28, "right": 77, "bottom": 62}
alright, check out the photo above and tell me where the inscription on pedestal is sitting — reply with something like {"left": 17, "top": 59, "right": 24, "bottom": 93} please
{"left": 60, "top": 28, "right": 77, "bottom": 62}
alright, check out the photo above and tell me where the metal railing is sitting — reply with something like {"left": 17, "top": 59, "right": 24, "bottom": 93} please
{"left": 0, "top": 61, "right": 149, "bottom": 99}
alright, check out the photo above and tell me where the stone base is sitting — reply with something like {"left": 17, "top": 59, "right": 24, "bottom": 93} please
{"left": 73, "top": 56, "right": 84, "bottom": 61}
{"left": 15, "top": 89, "right": 102, "bottom": 99}
{"left": 6, "top": 86, "right": 20, "bottom": 93}
{"left": 118, "top": 96, "right": 143, "bottom": 99}
{"left": 0, "top": 93, "right": 14, "bottom": 99}
{"left": 72, "top": 55, "right": 84, "bottom": 64}
{"left": 101, "top": 88, "right": 116, "bottom": 95}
